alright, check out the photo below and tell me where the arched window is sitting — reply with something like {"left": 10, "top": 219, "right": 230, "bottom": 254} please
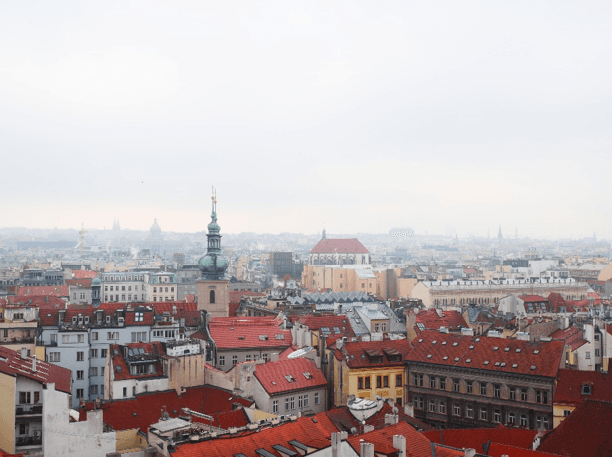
{"left": 520, "top": 414, "right": 528, "bottom": 427}
{"left": 210, "top": 290, "right": 216, "bottom": 304}
{"left": 508, "top": 413, "right": 515, "bottom": 425}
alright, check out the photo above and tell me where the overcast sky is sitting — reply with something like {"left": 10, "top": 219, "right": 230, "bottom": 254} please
{"left": 1, "top": 1, "right": 611, "bottom": 239}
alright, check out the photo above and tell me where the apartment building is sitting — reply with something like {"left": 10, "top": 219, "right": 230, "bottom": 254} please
{"left": 101, "top": 272, "right": 148, "bottom": 303}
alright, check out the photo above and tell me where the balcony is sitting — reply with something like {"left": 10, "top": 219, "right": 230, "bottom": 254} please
{"left": 16, "top": 436, "right": 42, "bottom": 448}
{"left": 16, "top": 404, "right": 43, "bottom": 416}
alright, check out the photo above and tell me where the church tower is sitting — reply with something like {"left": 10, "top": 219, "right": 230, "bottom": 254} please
{"left": 196, "top": 188, "right": 230, "bottom": 318}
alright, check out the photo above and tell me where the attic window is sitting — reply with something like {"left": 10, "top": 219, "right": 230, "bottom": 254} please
{"left": 465, "top": 359, "right": 472, "bottom": 363}
{"left": 469, "top": 345, "right": 474, "bottom": 350}
{"left": 484, "top": 361, "right": 489, "bottom": 365}
{"left": 116, "top": 365, "right": 122, "bottom": 372}
{"left": 516, "top": 349, "right": 522, "bottom": 353}
{"left": 500, "top": 363, "right": 507, "bottom": 367}
{"left": 530, "top": 365, "right": 537, "bottom": 370}
{"left": 453, "top": 342, "right": 458, "bottom": 347}
{"left": 533, "top": 350, "right": 540, "bottom": 355}
{"left": 443, "top": 356, "right": 448, "bottom": 360}
{"left": 259, "top": 335, "right": 269, "bottom": 341}
{"left": 333, "top": 327, "right": 341, "bottom": 334}
{"left": 284, "top": 375, "right": 295, "bottom": 383}
{"left": 432, "top": 340, "right": 437, "bottom": 345}
{"left": 494, "top": 362, "right": 500, "bottom": 366}
{"left": 454, "top": 357, "right": 460, "bottom": 362}
{"left": 303, "top": 372, "right": 311, "bottom": 379}
{"left": 275, "top": 334, "right": 284, "bottom": 340}
{"left": 475, "top": 338, "right": 480, "bottom": 342}
{"left": 581, "top": 384, "right": 592, "bottom": 395}
{"left": 512, "top": 364, "right": 518, "bottom": 368}
{"left": 442, "top": 341, "right": 447, "bottom": 345}
{"left": 418, "top": 339, "right": 423, "bottom": 343}
{"left": 504, "top": 347, "right": 510, "bottom": 352}
{"left": 320, "top": 327, "right": 331, "bottom": 335}
{"left": 493, "top": 347, "right": 499, "bottom": 351}
{"left": 427, "top": 355, "right": 432, "bottom": 359}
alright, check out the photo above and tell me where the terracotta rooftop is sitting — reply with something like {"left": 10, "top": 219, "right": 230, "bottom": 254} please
{"left": 110, "top": 342, "right": 165, "bottom": 381}
{"left": 538, "top": 399, "right": 612, "bottom": 456}
{"left": 71, "top": 270, "right": 97, "bottom": 279}
{"left": 423, "top": 426, "right": 541, "bottom": 455}
{"left": 310, "top": 238, "right": 369, "bottom": 254}
{"left": 324, "top": 403, "right": 434, "bottom": 433}
{"left": 406, "top": 330, "right": 564, "bottom": 379}
{"left": 549, "top": 326, "right": 588, "bottom": 350}
{"left": 554, "top": 369, "right": 612, "bottom": 405}
{"left": 336, "top": 339, "right": 411, "bottom": 369}
{"left": 80, "top": 386, "right": 253, "bottom": 432}
{"left": 5, "top": 295, "right": 66, "bottom": 310}
{"left": 17, "top": 286, "right": 69, "bottom": 297}
{"left": 209, "top": 317, "right": 292, "bottom": 350}
{"left": 254, "top": 357, "right": 327, "bottom": 395}
{"left": 414, "top": 309, "right": 468, "bottom": 332}
{"left": 295, "top": 314, "right": 355, "bottom": 338}
{"left": 0, "top": 346, "right": 71, "bottom": 394}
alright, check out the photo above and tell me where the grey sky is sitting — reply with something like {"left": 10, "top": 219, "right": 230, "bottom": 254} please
{"left": 1, "top": 1, "right": 611, "bottom": 239}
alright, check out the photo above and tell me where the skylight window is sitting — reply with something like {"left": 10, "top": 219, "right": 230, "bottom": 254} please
{"left": 442, "top": 341, "right": 447, "bottom": 345}
{"left": 465, "top": 359, "right": 472, "bottom": 363}
{"left": 259, "top": 335, "right": 269, "bottom": 341}
{"left": 533, "top": 350, "right": 540, "bottom": 355}
{"left": 418, "top": 339, "right": 423, "bottom": 343}
{"left": 500, "top": 363, "right": 507, "bottom": 367}
{"left": 475, "top": 338, "right": 480, "bottom": 342}
{"left": 453, "top": 342, "right": 459, "bottom": 347}
{"left": 303, "top": 372, "right": 311, "bottom": 380}
{"left": 512, "top": 364, "right": 518, "bottom": 368}
{"left": 454, "top": 357, "right": 460, "bottom": 362}
{"left": 493, "top": 347, "right": 499, "bottom": 351}
{"left": 427, "top": 355, "right": 432, "bottom": 359}
{"left": 530, "top": 365, "right": 536, "bottom": 370}
{"left": 494, "top": 362, "right": 500, "bottom": 366}
{"left": 333, "top": 327, "right": 341, "bottom": 334}
{"left": 469, "top": 345, "right": 474, "bottom": 350}
{"left": 432, "top": 340, "right": 437, "bottom": 345}
{"left": 504, "top": 347, "right": 510, "bottom": 352}
{"left": 443, "top": 356, "right": 448, "bottom": 360}
{"left": 515, "top": 349, "right": 522, "bottom": 353}
{"left": 284, "top": 375, "right": 295, "bottom": 382}
{"left": 275, "top": 334, "right": 284, "bottom": 340}
{"left": 484, "top": 361, "right": 489, "bottom": 365}
{"left": 320, "top": 327, "right": 331, "bottom": 335}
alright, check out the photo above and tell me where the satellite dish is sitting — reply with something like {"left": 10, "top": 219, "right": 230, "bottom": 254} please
{"left": 392, "top": 407, "right": 399, "bottom": 415}
{"left": 350, "top": 427, "right": 357, "bottom": 434}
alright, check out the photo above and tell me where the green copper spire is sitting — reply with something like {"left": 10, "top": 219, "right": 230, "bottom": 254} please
{"left": 198, "top": 187, "right": 229, "bottom": 279}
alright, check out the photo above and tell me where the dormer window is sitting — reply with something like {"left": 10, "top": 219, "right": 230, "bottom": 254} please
{"left": 582, "top": 384, "right": 592, "bottom": 395}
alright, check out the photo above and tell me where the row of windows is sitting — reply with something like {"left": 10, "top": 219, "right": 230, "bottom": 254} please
{"left": 153, "top": 286, "right": 174, "bottom": 293}
{"left": 357, "top": 374, "right": 402, "bottom": 390}
{"left": 413, "top": 396, "right": 549, "bottom": 429}
{"left": 105, "top": 294, "right": 146, "bottom": 302}
{"left": 219, "top": 353, "right": 269, "bottom": 366}
{"left": 413, "top": 374, "right": 549, "bottom": 404}
{"left": 105, "top": 284, "right": 140, "bottom": 291}
{"left": 153, "top": 296, "right": 175, "bottom": 302}
{"left": 75, "top": 367, "right": 105, "bottom": 379}
{"left": 272, "top": 393, "right": 321, "bottom": 413}
{"left": 103, "top": 275, "right": 144, "bottom": 281}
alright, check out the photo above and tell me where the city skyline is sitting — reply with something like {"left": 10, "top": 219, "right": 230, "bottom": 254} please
{"left": 1, "top": 1, "right": 611, "bottom": 239}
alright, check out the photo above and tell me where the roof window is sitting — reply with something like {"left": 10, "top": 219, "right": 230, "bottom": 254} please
{"left": 465, "top": 358, "right": 472, "bottom": 363}
{"left": 512, "top": 364, "right": 518, "bottom": 368}
{"left": 493, "top": 346, "right": 499, "bottom": 351}
{"left": 533, "top": 350, "right": 540, "bottom": 355}
{"left": 530, "top": 365, "right": 537, "bottom": 370}
{"left": 500, "top": 363, "right": 507, "bottom": 367}
{"left": 303, "top": 372, "right": 312, "bottom": 380}
{"left": 515, "top": 348, "right": 522, "bottom": 353}
{"left": 116, "top": 365, "right": 122, "bottom": 372}
{"left": 259, "top": 335, "right": 269, "bottom": 341}
{"left": 443, "top": 356, "right": 448, "bottom": 360}
{"left": 284, "top": 375, "right": 295, "bottom": 382}
{"left": 442, "top": 341, "right": 447, "bottom": 345}
{"left": 469, "top": 345, "right": 474, "bottom": 350}
{"left": 275, "top": 334, "right": 284, "bottom": 340}
{"left": 475, "top": 338, "right": 480, "bottom": 342}
{"left": 427, "top": 355, "right": 432, "bottom": 359}
{"left": 494, "top": 362, "right": 501, "bottom": 366}
{"left": 504, "top": 347, "right": 510, "bottom": 352}
{"left": 484, "top": 361, "right": 489, "bottom": 365}
{"left": 454, "top": 357, "right": 460, "bottom": 362}
{"left": 418, "top": 339, "right": 423, "bottom": 343}
{"left": 453, "top": 342, "right": 459, "bottom": 346}
{"left": 432, "top": 340, "right": 437, "bottom": 345}
{"left": 581, "top": 384, "right": 592, "bottom": 395}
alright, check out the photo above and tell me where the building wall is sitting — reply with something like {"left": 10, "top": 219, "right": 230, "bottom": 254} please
{"left": 262, "top": 387, "right": 327, "bottom": 417}
{"left": 215, "top": 347, "right": 288, "bottom": 372}
{"left": 347, "top": 366, "right": 405, "bottom": 406}
{"left": 42, "top": 383, "right": 115, "bottom": 457}
{"left": 302, "top": 265, "right": 377, "bottom": 295}
{"left": 0, "top": 371, "right": 16, "bottom": 454}
{"left": 553, "top": 402, "right": 575, "bottom": 428}
{"left": 164, "top": 353, "right": 207, "bottom": 393}
{"left": 14, "top": 376, "right": 43, "bottom": 455}
{"left": 109, "top": 376, "right": 169, "bottom": 401}
{"left": 197, "top": 279, "right": 229, "bottom": 318}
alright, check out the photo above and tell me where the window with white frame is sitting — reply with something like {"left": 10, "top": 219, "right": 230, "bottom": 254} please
{"left": 219, "top": 355, "right": 226, "bottom": 366}
{"left": 315, "top": 392, "right": 320, "bottom": 405}
{"left": 49, "top": 352, "right": 60, "bottom": 362}
{"left": 273, "top": 400, "right": 278, "bottom": 413}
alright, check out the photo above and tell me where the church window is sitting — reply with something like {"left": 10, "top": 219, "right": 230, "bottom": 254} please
{"left": 210, "top": 290, "right": 216, "bottom": 304}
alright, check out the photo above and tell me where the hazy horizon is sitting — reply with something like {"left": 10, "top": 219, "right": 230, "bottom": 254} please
{"left": 1, "top": 1, "right": 611, "bottom": 240}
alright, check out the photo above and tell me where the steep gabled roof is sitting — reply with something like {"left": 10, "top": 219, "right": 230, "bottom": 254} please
{"left": 538, "top": 400, "right": 612, "bottom": 456}
{"left": 310, "top": 238, "right": 369, "bottom": 254}
{"left": 407, "top": 330, "right": 564, "bottom": 379}
{"left": 339, "top": 339, "right": 411, "bottom": 369}
{"left": 17, "top": 286, "right": 69, "bottom": 297}
{"left": 254, "top": 357, "right": 327, "bottom": 395}
{"left": 414, "top": 309, "right": 468, "bottom": 332}
{"left": 209, "top": 317, "right": 291, "bottom": 351}
{"left": 423, "top": 427, "right": 540, "bottom": 455}
{"left": 549, "top": 326, "right": 588, "bottom": 350}
{"left": 295, "top": 314, "right": 355, "bottom": 338}
{"left": 0, "top": 346, "right": 71, "bottom": 394}
{"left": 554, "top": 369, "right": 612, "bottom": 405}
{"left": 110, "top": 342, "right": 165, "bottom": 381}
{"left": 6, "top": 295, "right": 66, "bottom": 309}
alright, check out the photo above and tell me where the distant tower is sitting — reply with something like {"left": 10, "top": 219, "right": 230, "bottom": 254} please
{"left": 79, "top": 223, "right": 87, "bottom": 259}
{"left": 113, "top": 217, "right": 121, "bottom": 231}
{"left": 498, "top": 225, "right": 503, "bottom": 241}
{"left": 322, "top": 226, "right": 327, "bottom": 241}
{"left": 197, "top": 188, "right": 230, "bottom": 318}
{"left": 91, "top": 277, "right": 101, "bottom": 308}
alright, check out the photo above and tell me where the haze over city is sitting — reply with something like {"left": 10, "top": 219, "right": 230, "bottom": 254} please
{"left": 1, "top": 1, "right": 611, "bottom": 238}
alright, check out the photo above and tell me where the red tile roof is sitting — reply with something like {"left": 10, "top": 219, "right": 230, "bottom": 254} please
{"left": 39, "top": 306, "right": 96, "bottom": 326}
{"left": 212, "top": 408, "right": 250, "bottom": 430}
{"left": 487, "top": 442, "right": 560, "bottom": 457}
{"left": 254, "top": 357, "right": 327, "bottom": 395}
{"left": 6, "top": 295, "right": 66, "bottom": 309}
{"left": 209, "top": 317, "right": 292, "bottom": 350}
{"left": 172, "top": 411, "right": 337, "bottom": 457}
{"left": 324, "top": 403, "right": 434, "bottom": 433}
{"left": 80, "top": 386, "right": 252, "bottom": 432}
{"left": 110, "top": 342, "right": 165, "bottom": 381}
{"left": 422, "top": 427, "right": 540, "bottom": 455}
{"left": 71, "top": 270, "right": 97, "bottom": 279}
{"left": 538, "top": 400, "right": 612, "bottom": 456}
{"left": 415, "top": 309, "right": 468, "bottom": 331}
{"left": 347, "top": 422, "right": 463, "bottom": 457}
{"left": 295, "top": 314, "right": 355, "bottom": 338}
{"left": 407, "top": 330, "right": 564, "bottom": 378}
{"left": 554, "top": 369, "right": 612, "bottom": 405}
{"left": 17, "top": 286, "right": 69, "bottom": 297}
{"left": 0, "top": 346, "right": 71, "bottom": 394}
{"left": 66, "top": 279, "right": 93, "bottom": 288}
{"left": 549, "top": 326, "right": 587, "bottom": 350}
{"left": 519, "top": 295, "right": 549, "bottom": 303}
{"left": 310, "top": 238, "right": 369, "bottom": 254}
{"left": 337, "top": 339, "right": 411, "bottom": 369}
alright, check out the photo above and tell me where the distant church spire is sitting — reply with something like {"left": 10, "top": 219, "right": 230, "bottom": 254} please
{"left": 322, "top": 225, "right": 326, "bottom": 240}
{"left": 498, "top": 225, "right": 503, "bottom": 241}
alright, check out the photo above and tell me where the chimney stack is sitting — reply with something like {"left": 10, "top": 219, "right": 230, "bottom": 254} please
{"left": 404, "top": 402, "right": 414, "bottom": 417}
{"left": 360, "top": 442, "right": 374, "bottom": 457}
{"left": 392, "top": 435, "right": 406, "bottom": 457}
{"left": 20, "top": 347, "right": 27, "bottom": 359}
{"left": 32, "top": 355, "right": 37, "bottom": 373}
